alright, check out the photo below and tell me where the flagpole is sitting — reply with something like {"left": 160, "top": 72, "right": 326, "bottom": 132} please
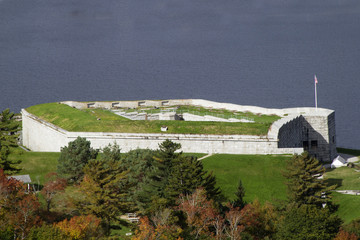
{"left": 314, "top": 75, "right": 318, "bottom": 109}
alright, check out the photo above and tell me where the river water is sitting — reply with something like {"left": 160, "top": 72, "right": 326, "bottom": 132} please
{"left": 1, "top": 0, "right": 359, "bottom": 149}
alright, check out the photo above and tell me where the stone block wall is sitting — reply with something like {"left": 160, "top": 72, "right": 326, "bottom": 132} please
{"left": 302, "top": 114, "right": 335, "bottom": 162}
{"left": 275, "top": 112, "right": 337, "bottom": 162}
{"left": 277, "top": 116, "right": 304, "bottom": 148}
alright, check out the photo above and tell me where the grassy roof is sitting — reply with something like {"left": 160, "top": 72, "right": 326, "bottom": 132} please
{"left": 26, "top": 102, "right": 281, "bottom": 135}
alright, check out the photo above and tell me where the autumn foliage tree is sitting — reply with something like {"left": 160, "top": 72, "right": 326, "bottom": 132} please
{"left": 333, "top": 229, "right": 359, "bottom": 240}
{"left": 178, "top": 188, "right": 218, "bottom": 239}
{"left": 0, "top": 170, "right": 40, "bottom": 240}
{"left": 55, "top": 214, "right": 103, "bottom": 239}
{"left": 224, "top": 204, "right": 245, "bottom": 240}
{"left": 133, "top": 214, "right": 183, "bottom": 240}
{"left": 41, "top": 172, "right": 66, "bottom": 212}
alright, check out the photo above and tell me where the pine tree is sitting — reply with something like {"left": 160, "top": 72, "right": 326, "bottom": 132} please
{"left": 166, "top": 155, "right": 205, "bottom": 201}
{"left": 283, "top": 152, "right": 336, "bottom": 208}
{"left": 57, "top": 137, "right": 98, "bottom": 183}
{"left": 76, "top": 158, "right": 130, "bottom": 234}
{"left": 276, "top": 203, "right": 341, "bottom": 240}
{"left": 136, "top": 140, "right": 181, "bottom": 213}
{"left": 101, "top": 142, "right": 121, "bottom": 162}
{"left": 0, "top": 109, "right": 21, "bottom": 174}
{"left": 136, "top": 140, "right": 223, "bottom": 214}
{"left": 232, "top": 179, "right": 246, "bottom": 209}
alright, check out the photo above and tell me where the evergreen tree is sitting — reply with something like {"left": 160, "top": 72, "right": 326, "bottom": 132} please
{"left": 166, "top": 155, "right": 204, "bottom": 200}
{"left": 0, "top": 109, "right": 21, "bottom": 174}
{"left": 202, "top": 171, "right": 223, "bottom": 203}
{"left": 76, "top": 158, "right": 130, "bottom": 234}
{"left": 121, "top": 149, "right": 156, "bottom": 205}
{"left": 277, "top": 152, "right": 341, "bottom": 240}
{"left": 283, "top": 152, "right": 336, "bottom": 208}
{"left": 101, "top": 142, "right": 121, "bottom": 162}
{"left": 136, "top": 140, "right": 181, "bottom": 213}
{"left": 137, "top": 140, "right": 222, "bottom": 214}
{"left": 166, "top": 155, "right": 223, "bottom": 205}
{"left": 122, "top": 149, "right": 156, "bottom": 186}
{"left": 232, "top": 179, "right": 246, "bottom": 209}
{"left": 276, "top": 203, "right": 341, "bottom": 240}
{"left": 57, "top": 137, "right": 98, "bottom": 183}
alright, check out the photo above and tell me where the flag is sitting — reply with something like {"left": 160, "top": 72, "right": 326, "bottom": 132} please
{"left": 314, "top": 75, "right": 318, "bottom": 84}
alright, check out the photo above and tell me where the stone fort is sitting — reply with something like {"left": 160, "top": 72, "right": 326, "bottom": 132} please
{"left": 22, "top": 99, "right": 337, "bottom": 162}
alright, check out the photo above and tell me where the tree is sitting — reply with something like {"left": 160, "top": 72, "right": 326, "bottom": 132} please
{"left": 333, "top": 229, "right": 359, "bottom": 240}
{"left": 28, "top": 224, "right": 67, "bottom": 240}
{"left": 133, "top": 209, "right": 184, "bottom": 240}
{"left": 0, "top": 109, "right": 20, "bottom": 148}
{"left": 57, "top": 137, "right": 98, "bottom": 183}
{"left": 166, "top": 155, "right": 222, "bottom": 205}
{"left": 41, "top": 172, "right": 66, "bottom": 212}
{"left": 137, "top": 140, "right": 222, "bottom": 214}
{"left": 224, "top": 204, "right": 245, "bottom": 240}
{"left": 343, "top": 218, "right": 360, "bottom": 237}
{"left": 10, "top": 194, "right": 41, "bottom": 240}
{"left": 177, "top": 188, "right": 218, "bottom": 239}
{"left": 276, "top": 203, "right": 341, "bottom": 240}
{"left": 101, "top": 142, "right": 121, "bottom": 161}
{"left": 231, "top": 179, "right": 246, "bottom": 210}
{"left": 55, "top": 215, "right": 103, "bottom": 239}
{"left": 0, "top": 108, "right": 21, "bottom": 174}
{"left": 136, "top": 140, "right": 182, "bottom": 213}
{"left": 0, "top": 170, "right": 40, "bottom": 240}
{"left": 75, "top": 156, "right": 130, "bottom": 234}
{"left": 133, "top": 215, "right": 183, "bottom": 240}
{"left": 283, "top": 152, "right": 336, "bottom": 208}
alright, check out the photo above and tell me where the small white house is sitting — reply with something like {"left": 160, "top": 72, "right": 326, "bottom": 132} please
{"left": 331, "top": 155, "right": 347, "bottom": 168}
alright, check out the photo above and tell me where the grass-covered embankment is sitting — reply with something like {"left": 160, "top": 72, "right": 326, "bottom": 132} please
{"left": 202, "top": 154, "right": 290, "bottom": 203}
{"left": 26, "top": 103, "right": 279, "bottom": 135}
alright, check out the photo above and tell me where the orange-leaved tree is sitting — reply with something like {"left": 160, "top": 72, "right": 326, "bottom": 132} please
{"left": 0, "top": 169, "right": 41, "bottom": 240}
{"left": 55, "top": 214, "right": 102, "bottom": 239}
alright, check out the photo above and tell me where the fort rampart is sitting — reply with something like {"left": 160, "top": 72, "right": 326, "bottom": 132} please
{"left": 22, "top": 99, "right": 337, "bottom": 161}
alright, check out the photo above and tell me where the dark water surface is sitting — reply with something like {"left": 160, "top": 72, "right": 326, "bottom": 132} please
{"left": 1, "top": 0, "right": 359, "bottom": 149}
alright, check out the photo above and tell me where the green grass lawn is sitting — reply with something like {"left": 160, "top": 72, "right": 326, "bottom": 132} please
{"left": 332, "top": 192, "right": 360, "bottom": 224}
{"left": 324, "top": 165, "right": 360, "bottom": 224}
{"left": 202, "top": 154, "right": 291, "bottom": 203}
{"left": 325, "top": 167, "right": 360, "bottom": 190}
{"left": 26, "top": 103, "right": 278, "bottom": 135}
{"left": 183, "top": 153, "right": 207, "bottom": 158}
{"left": 8, "top": 147, "right": 60, "bottom": 185}
{"left": 203, "top": 154, "right": 360, "bottom": 224}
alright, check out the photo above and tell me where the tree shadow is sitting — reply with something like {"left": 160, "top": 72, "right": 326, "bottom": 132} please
{"left": 324, "top": 178, "right": 342, "bottom": 188}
